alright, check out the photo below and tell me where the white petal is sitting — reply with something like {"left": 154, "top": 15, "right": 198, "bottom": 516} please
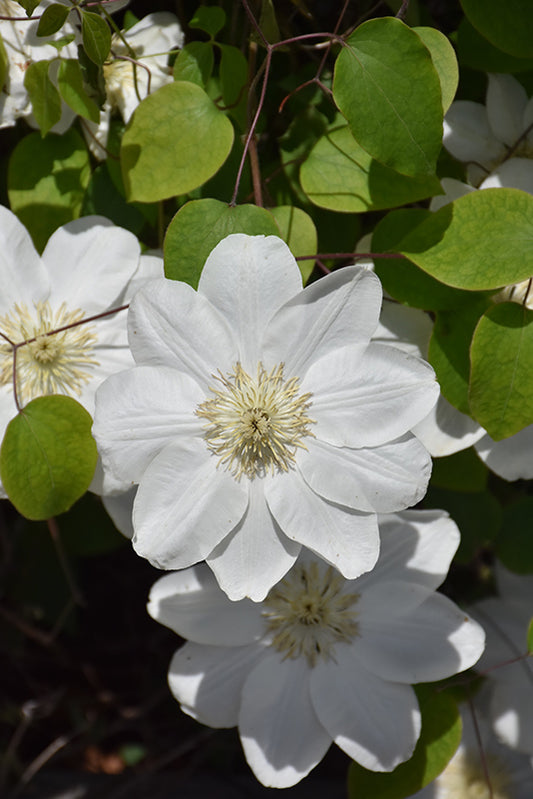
{"left": 443, "top": 101, "right": 506, "bottom": 167}
{"left": 311, "top": 647, "right": 421, "bottom": 771}
{"left": 356, "top": 590, "right": 485, "bottom": 683}
{"left": 207, "top": 480, "right": 300, "bottom": 602}
{"left": 93, "top": 366, "right": 204, "bottom": 483}
{"left": 127, "top": 278, "right": 237, "bottom": 390}
{"left": 480, "top": 157, "right": 533, "bottom": 194}
{"left": 486, "top": 73, "right": 528, "bottom": 147}
{"left": 198, "top": 235, "right": 302, "bottom": 369}
{"left": 491, "top": 673, "right": 533, "bottom": 754}
{"left": 168, "top": 642, "right": 263, "bottom": 728}
{"left": 263, "top": 267, "right": 382, "bottom": 377}
{"left": 299, "top": 435, "right": 432, "bottom": 513}
{"left": 0, "top": 205, "right": 49, "bottom": 313}
{"left": 413, "top": 396, "right": 485, "bottom": 457}
{"left": 429, "top": 177, "right": 477, "bottom": 211}
{"left": 374, "top": 299, "right": 432, "bottom": 358}
{"left": 305, "top": 342, "right": 438, "bottom": 448}
{"left": 102, "top": 487, "right": 136, "bottom": 539}
{"left": 43, "top": 218, "right": 141, "bottom": 313}
{"left": 475, "top": 425, "right": 533, "bottom": 480}
{"left": 147, "top": 565, "right": 264, "bottom": 645}
{"left": 240, "top": 655, "right": 331, "bottom": 788}
{"left": 265, "top": 469, "right": 379, "bottom": 579}
{"left": 133, "top": 439, "right": 248, "bottom": 570}
{"left": 369, "top": 510, "right": 460, "bottom": 591}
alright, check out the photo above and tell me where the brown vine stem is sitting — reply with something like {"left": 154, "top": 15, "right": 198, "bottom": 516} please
{"left": 231, "top": 0, "right": 346, "bottom": 206}
{"left": 47, "top": 517, "right": 85, "bottom": 607}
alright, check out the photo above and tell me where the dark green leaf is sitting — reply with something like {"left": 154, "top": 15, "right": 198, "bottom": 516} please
{"left": 497, "top": 498, "right": 533, "bottom": 574}
{"left": 333, "top": 17, "right": 442, "bottom": 178}
{"left": 457, "top": 18, "right": 533, "bottom": 73}
{"left": 0, "top": 31, "right": 8, "bottom": 91}
{"left": 23, "top": 60, "right": 61, "bottom": 136}
{"left": 189, "top": 6, "right": 226, "bottom": 37}
{"left": 431, "top": 448, "right": 487, "bottom": 493}
{"left": 57, "top": 58, "right": 100, "bottom": 122}
{"left": 18, "top": 0, "right": 41, "bottom": 16}
{"left": 0, "top": 396, "right": 97, "bottom": 521}
{"left": 36, "top": 2, "right": 69, "bottom": 37}
{"left": 429, "top": 296, "right": 490, "bottom": 414}
{"left": 81, "top": 10, "right": 111, "bottom": 66}
{"left": 460, "top": 0, "right": 533, "bottom": 58}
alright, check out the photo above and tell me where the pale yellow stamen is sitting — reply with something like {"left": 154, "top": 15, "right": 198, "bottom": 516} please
{"left": 0, "top": 301, "right": 99, "bottom": 405}
{"left": 263, "top": 561, "right": 360, "bottom": 667}
{"left": 196, "top": 362, "right": 315, "bottom": 480}
{"left": 437, "top": 747, "right": 512, "bottom": 799}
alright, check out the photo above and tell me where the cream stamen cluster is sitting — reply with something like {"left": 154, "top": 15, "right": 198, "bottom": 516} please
{"left": 0, "top": 301, "right": 99, "bottom": 405}
{"left": 262, "top": 561, "right": 360, "bottom": 667}
{"left": 196, "top": 362, "right": 314, "bottom": 480}
{"left": 436, "top": 748, "right": 512, "bottom": 799}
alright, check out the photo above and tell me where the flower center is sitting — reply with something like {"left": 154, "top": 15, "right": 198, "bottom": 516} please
{"left": 196, "top": 362, "right": 315, "bottom": 480}
{"left": 438, "top": 748, "right": 512, "bottom": 799}
{"left": 262, "top": 561, "right": 360, "bottom": 667}
{"left": 0, "top": 301, "right": 99, "bottom": 406}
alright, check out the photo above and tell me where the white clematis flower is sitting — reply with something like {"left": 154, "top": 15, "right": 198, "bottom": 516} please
{"left": 147, "top": 510, "right": 485, "bottom": 788}
{"left": 0, "top": 205, "right": 160, "bottom": 498}
{"left": 83, "top": 12, "right": 184, "bottom": 159}
{"left": 409, "top": 706, "right": 533, "bottom": 799}
{"left": 444, "top": 73, "right": 533, "bottom": 186}
{"left": 470, "top": 563, "right": 533, "bottom": 758}
{"left": 93, "top": 234, "right": 439, "bottom": 601}
{"left": 0, "top": 0, "right": 77, "bottom": 131}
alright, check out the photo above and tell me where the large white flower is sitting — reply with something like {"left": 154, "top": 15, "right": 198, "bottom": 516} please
{"left": 444, "top": 73, "right": 533, "bottom": 186}
{"left": 0, "top": 205, "right": 159, "bottom": 497}
{"left": 93, "top": 234, "right": 439, "bottom": 601}
{"left": 147, "top": 510, "right": 485, "bottom": 788}
{"left": 83, "top": 12, "right": 184, "bottom": 159}
{"left": 409, "top": 706, "right": 533, "bottom": 799}
{"left": 470, "top": 563, "right": 533, "bottom": 758}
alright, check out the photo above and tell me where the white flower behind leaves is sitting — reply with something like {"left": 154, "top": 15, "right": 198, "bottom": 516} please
{"left": 470, "top": 564, "right": 533, "bottom": 758}
{"left": 444, "top": 73, "right": 533, "bottom": 186}
{"left": 147, "top": 510, "right": 485, "bottom": 788}
{"left": 93, "top": 234, "right": 439, "bottom": 601}
{"left": 83, "top": 12, "right": 184, "bottom": 159}
{"left": 0, "top": 205, "right": 160, "bottom": 498}
{"left": 409, "top": 706, "right": 533, "bottom": 799}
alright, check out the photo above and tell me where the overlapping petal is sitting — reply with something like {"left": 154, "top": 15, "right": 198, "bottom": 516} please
{"left": 132, "top": 439, "right": 248, "bottom": 569}
{"left": 240, "top": 655, "right": 331, "bottom": 788}
{"left": 128, "top": 278, "right": 237, "bottom": 389}
{"left": 207, "top": 480, "right": 300, "bottom": 602}
{"left": 311, "top": 648, "right": 421, "bottom": 771}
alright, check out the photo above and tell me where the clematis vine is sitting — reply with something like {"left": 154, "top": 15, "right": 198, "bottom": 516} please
{"left": 93, "top": 234, "right": 439, "bottom": 601}
{"left": 0, "top": 206, "right": 160, "bottom": 498}
{"left": 147, "top": 510, "right": 485, "bottom": 788}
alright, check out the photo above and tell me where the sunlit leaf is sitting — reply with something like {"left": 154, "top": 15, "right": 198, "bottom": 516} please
{"left": 57, "top": 58, "right": 100, "bottom": 122}
{"left": 23, "top": 60, "right": 61, "bottom": 136}
{"left": 414, "top": 26, "right": 458, "bottom": 113}
{"left": 189, "top": 6, "right": 226, "bottom": 37}
{"left": 121, "top": 81, "right": 234, "bottom": 202}
{"left": 36, "top": 2, "right": 69, "bottom": 37}
{"left": 0, "top": 396, "right": 97, "bottom": 521}
{"left": 81, "top": 10, "right": 111, "bottom": 66}
{"left": 470, "top": 302, "right": 533, "bottom": 439}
